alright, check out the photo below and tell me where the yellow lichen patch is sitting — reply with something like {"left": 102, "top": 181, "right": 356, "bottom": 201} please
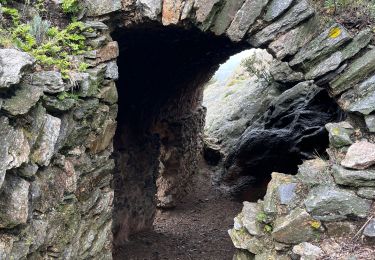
{"left": 329, "top": 27, "right": 342, "bottom": 38}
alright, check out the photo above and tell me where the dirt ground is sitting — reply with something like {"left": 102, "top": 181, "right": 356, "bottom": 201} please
{"left": 113, "top": 163, "right": 242, "bottom": 260}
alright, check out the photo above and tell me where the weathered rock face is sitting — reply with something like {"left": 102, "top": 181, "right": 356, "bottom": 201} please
{"left": 221, "top": 81, "right": 342, "bottom": 197}
{"left": 1, "top": 0, "right": 375, "bottom": 259}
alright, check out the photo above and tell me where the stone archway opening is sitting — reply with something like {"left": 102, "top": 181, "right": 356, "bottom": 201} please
{"left": 111, "top": 23, "right": 245, "bottom": 247}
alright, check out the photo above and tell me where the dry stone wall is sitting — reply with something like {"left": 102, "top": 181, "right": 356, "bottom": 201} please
{"left": 0, "top": 0, "right": 375, "bottom": 259}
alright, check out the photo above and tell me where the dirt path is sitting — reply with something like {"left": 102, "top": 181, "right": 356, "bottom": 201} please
{"left": 114, "top": 163, "right": 242, "bottom": 260}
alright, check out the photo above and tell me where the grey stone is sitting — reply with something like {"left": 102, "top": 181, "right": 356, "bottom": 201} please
{"left": 16, "top": 162, "right": 39, "bottom": 178}
{"left": 357, "top": 187, "right": 375, "bottom": 199}
{"left": 270, "top": 61, "right": 304, "bottom": 83}
{"left": 228, "top": 228, "right": 266, "bottom": 254}
{"left": 242, "top": 202, "right": 262, "bottom": 236}
{"left": 304, "top": 185, "right": 371, "bottom": 221}
{"left": 248, "top": 0, "right": 314, "bottom": 47}
{"left": 84, "top": 21, "right": 109, "bottom": 30}
{"left": 31, "top": 71, "right": 65, "bottom": 93}
{"left": 278, "top": 183, "right": 297, "bottom": 205}
{"left": 263, "top": 172, "right": 295, "bottom": 218}
{"left": 105, "top": 61, "right": 119, "bottom": 80}
{"left": 194, "top": 0, "right": 221, "bottom": 25}
{"left": 365, "top": 115, "right": 375, "bottom": 132}
{"left": 88, "top": 35, "right": 108, "bottom": 49}
{"left": 2, "top": 82, "right": 43, "bottom": 116}
{"left": 330, "top": 48, "right": 375, "bottom": 96}
{"left": 86, "top": 0, "right": 122, "bottom": 16}
{"left": 233, "top": 250, "right": 254, "bottom": 260}
{"left": 226, "top": 0, "right": 270, "bottom": 42}
{"left": 97, "top": 81, "right": 118, "bottom": 104}
{"left": 0, "top": 117, "right": 30, "bottom": 188}
{"left": 211, "top": 0, "right": 246, "bottom": 35}
{"left": 363, "top": 219, "right": 375, "bottom": 237}
{"left": 332, "top": 164, "right": 375, "bottom": 187}
{"left": 136, "top": 0, "right": 162, "bottom": 20}
{"left": 339, "top": 74, "right": 375, "bottom": 115}
{"left": 305, "top": 29, "right": 372, "bottom": 79}
{"left": 0, "top": 235, "right": 14, "bottom": 259}
{"left": 292, "top": 242, "right": 323, "bottom": 260}
{"left": 341, "top": 140, "right": 375, "bottom": 170}
{"left": 71, "top": 72, "right": 95, "bottom": 97}
{"left": 297, "top": 159, "right": 333, "bottom": 186}
{"left": 290, "top": 23, "right": 351, "bottom": 68}
{"left": 272, "top": 208, "right": 319, "bottom": 244}
{"left": 325, "top": 221, "right": 357, "bottom": 237}
{"left": 0, "top": 49, "right": 35, "bottom": 89}
{"left": 31, "top": 114, "right": 61, "bottom": 166}
{"left": 268, "top": 17, "right": 319, "bottom": 60}
{"left": 43, "top": 95, "right": 76, "bottom": 112}
{"left": 180, "top": 0, "right": 194, "bottom": 20}
{"left": 325, "top": 121, "right": 354, "bottom": 148}
{"left": 264, "top": 0, "right": 294, "bottom": 22}
{"left": 0, "top": 174, "right": 30, "bottom": 228}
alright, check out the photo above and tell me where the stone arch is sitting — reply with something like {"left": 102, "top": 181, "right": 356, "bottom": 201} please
{"left": 0, "top": 0, "right": 374, "bottom": 259}
{"left": 96, "top": 0, "right": 375, "bottom": 244}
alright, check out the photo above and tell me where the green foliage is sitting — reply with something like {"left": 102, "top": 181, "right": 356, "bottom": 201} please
{"left": 242, "top": 55, "right": 273, "bottom": 84}
{"left": 29, "top": 15, "right": 51, "bottom": 44}
{"left": 256, "top": 212, "right": 267, "bottom": 223}
{"left": 1, "top": 6, "right": 20, "bottom": 25}
{"left": 264, "top": 224, "right": 273, "bottom": 233}
{"left": 61, "top": 0, "right": 81, "bottom": 15}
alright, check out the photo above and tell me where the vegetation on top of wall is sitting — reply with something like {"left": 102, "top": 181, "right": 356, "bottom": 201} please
{"left": 312, "top": 0, "right": 375, "bottom": 31}
{"left": 0, "top": 0, "right": 89, "bottom": 79}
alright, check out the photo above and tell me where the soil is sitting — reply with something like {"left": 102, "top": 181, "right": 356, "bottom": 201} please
{"left": 113, "top": 162, "right": 243, "bottom": 260}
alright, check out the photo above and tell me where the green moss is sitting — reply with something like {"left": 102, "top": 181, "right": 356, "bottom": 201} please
{"left": 58, "top": 91, "right": 80, "bottom": 100}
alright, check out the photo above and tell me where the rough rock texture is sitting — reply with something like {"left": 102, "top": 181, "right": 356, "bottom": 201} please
{"left": 0, "top": 0, "right": 375, "bottom": 258}
{"left": 221, "top": 81, "right": 341, "bottom": 195}
{"left": 341, "top": 141, "right": 375, "bottom": 170}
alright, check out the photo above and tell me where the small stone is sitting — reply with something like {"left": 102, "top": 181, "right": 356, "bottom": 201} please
{"left": 88, "top": 36, "right": 108, "bottom": 49}
{"left": 304, "top": 185, "right": 371, "bottom": 221}
{"left": 341, "top": 140, "right": 375, "bottom": 170}
{"left": 97, "top": 81, "right": 118, "bottom": 104}
{"left": 268, "top": 17, "right": 319, "bottom": 60}
{"left": 330, "top": 48, "right": 375, "bottom": 96}
{"left": 325, "top": 122, "right": 354, "bottom": 148}
{"left": 162, "top": 0, "right": 184, "bottom": 25}
{"left": 136, "top": 0, "right": 162, "bottom": 20}
{"left": 84, "top": 21, "right": 109, "bottom": 30}
{"left": 211, "top": 0, "right": 246, "bottom": 35}
{"left": 292, "top": 242, "right": 323, "bottom": 260}
{"left": 248, "top": 0, "right": 314, "bottom": 47}
{"left": 365, "top": 115, "right": 375, "bottom": 132}
{"left": 0, "top": 174, "right": 30, "bottom": 228}
{"left": 270, "top": 61, "right": 305, "bottom": 83}
{"left": 297, "top": 158, "right": 333, "bottom": 186}
{"left": 332, "top": 164, "right": 375, "bottom": 187}
{"left": 95, "top": 41, "right": 119, "bottom": 64}
{"left": 31, "top": 71, "right": 65, "bottom": 93}
{"left": 290, "top": 23, "right": 351, "bottom": 68}
{"left": 86, "top": 0, "right": 122, "bottom": 16}
{"left": 0, "top": 49, "right": 35, "bottom": 89}
{"left": 363, "top": 219, "right": 375, "bottom": 237}
{"left": 2, "top": 82, "right": 43, "bottom": 116}
{"left": 264, "top": 0, "right": 294, "bottom": 22}
{"left": 263, "top": 172, "right": 295, "bottom": 219}
{"left": 88, "top": 119, "right": 117, "bottom": 153}
{"left": 16, "top": 162, "right": 39, "bottom": 178}
{"left": 105, "top": 61, "right": 119, "bottom": 80}
{"left": 226, "top": 0, "right": 270, "bottom": 42}
{"left": 31, "top": 114, "right": 61, "bottom": 166}
{"left": 43, "top": 95, "right": 76, "bottom": 112}
{"left": 357, "top": 187, "right": 375, "bottom": 199}
{"left": 242, "top": 202, "right": 262, "bottom": 236}
{"left": 272, "top": 208, "right": 319, "bottom": 244}
{"left": 228, "top": 228, "right": 266, "bottom": 255}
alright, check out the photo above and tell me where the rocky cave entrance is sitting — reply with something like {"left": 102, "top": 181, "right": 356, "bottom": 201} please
{"left": 110, "top": 24, "right": 344, "bottom": 258}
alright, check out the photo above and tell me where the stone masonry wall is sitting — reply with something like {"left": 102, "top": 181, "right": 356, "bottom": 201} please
{"left": 1, "top": 0, "right": 375, "bottom": 259}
